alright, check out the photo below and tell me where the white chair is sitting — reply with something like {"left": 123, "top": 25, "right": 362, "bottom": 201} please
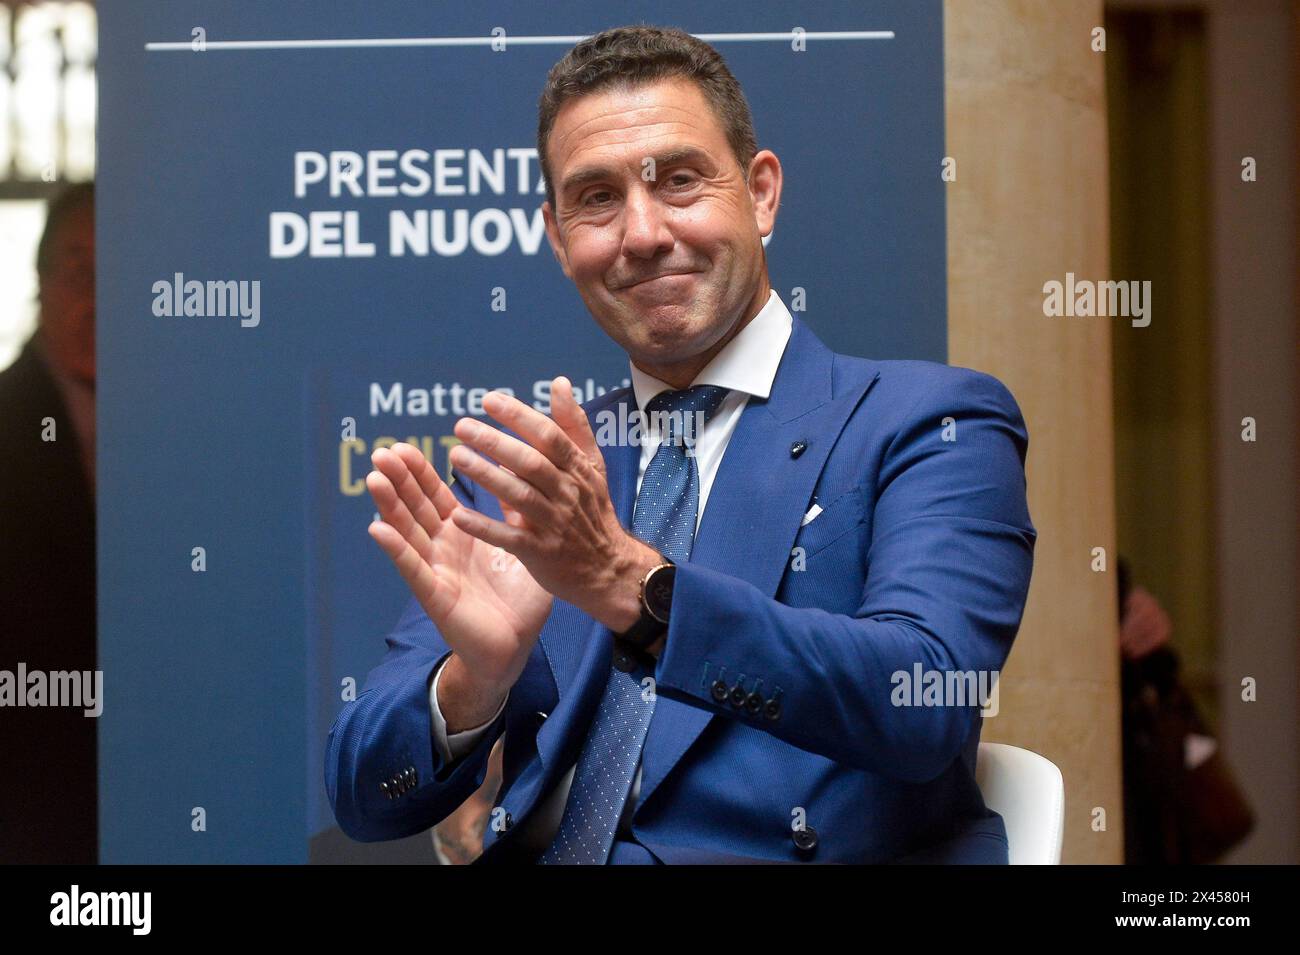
{"left": 976, "top": 742, "right": 1065, "bottom": 864}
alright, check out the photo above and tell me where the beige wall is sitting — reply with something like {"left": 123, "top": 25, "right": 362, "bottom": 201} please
{"left": 944, "top": 0, "right": 1124, "bottom": 863}
{"left": 1202, "top": 0, "right": 1299, "bottom": 864}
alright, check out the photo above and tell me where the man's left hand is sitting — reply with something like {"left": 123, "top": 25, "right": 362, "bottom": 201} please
{"left": 448, "top": 375, "right": 663, "bottom": 638}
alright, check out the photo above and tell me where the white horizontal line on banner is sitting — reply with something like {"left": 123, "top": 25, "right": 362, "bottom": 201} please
{"left": 145, "top": 31, "right": 895, "bottom": 52}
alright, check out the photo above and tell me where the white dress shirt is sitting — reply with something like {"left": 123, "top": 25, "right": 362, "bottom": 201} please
{"left": 428, "top": 288, "right": 793, "bottom": 852}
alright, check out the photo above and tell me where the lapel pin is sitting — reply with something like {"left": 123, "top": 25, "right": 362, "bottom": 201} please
{"left": 790, "top": 440, "right": 807, "bottom": 459}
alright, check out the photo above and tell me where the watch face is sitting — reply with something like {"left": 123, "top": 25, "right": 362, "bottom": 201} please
{"left": 645, "top": 564, "right": 675, "bottom": 623}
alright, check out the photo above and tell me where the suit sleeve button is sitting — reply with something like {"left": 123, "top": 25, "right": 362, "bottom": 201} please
{"left": 710, "top": 679, "right": 729, "bottom": 703}
{"left": 744, "top": 691, "right": 764, "bottom": 714}
{"left": 792, "top": 826, "right": 818, "bottom": 852}
{"left": 763, "top": 697, "right": 782, "bottom": 721}
{"left": 380, "top": 781, "right": 392, "bottom": 799}
{"left": 728, "top": 684, "right": 747, "bottom": 707}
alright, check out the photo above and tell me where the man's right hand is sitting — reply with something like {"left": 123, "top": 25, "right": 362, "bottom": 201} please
{"left": 365, "top": 443, "right": 553, "bottom": 727}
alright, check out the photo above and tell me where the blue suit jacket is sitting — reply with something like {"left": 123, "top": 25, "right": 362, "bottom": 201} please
{"left": 325, "top": 315, "right": 1037, "bottom": 863}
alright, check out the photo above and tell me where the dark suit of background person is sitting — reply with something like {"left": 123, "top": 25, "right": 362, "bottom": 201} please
{"left": 326, "top": 292, "right": 1037, "bottom": 863}
{"left": 0, "top": 183, "right": 97, "bottom": 863}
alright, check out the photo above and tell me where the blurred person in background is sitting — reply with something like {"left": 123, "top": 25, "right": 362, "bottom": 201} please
{"left": 0, "top": 182, "right": 97, "bottom": 863}
{"left": 1118, "top": 556, "right": 1254, "bottom": 864}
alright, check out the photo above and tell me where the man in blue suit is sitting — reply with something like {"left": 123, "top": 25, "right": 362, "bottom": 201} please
{"left": 325, "top": 25, "right": 1035, "bottom": 864}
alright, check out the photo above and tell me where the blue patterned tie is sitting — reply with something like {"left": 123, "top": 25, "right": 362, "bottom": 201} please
{"left": 538, "top": 384, "right": 730, "bottom": 864}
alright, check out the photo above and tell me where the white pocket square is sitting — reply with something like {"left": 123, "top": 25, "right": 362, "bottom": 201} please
{"left": 800, "top": 503, "right": 823, "bottom": 527}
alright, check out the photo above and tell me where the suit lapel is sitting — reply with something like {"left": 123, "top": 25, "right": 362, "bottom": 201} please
{"left": 635, "top": 317, "right": 880, "bottom": 812}
{"left": 531, "top": 317, "right": 881, "bottom": 811}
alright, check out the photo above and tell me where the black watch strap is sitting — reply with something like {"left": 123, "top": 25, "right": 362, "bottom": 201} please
{"left": 616, "top": 561, "right": 675, "bottom": 649}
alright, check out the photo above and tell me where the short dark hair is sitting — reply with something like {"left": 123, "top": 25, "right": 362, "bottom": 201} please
{"left": 36, "top": 181, "right": 94, "bottom": 279}
{"left": 537, "top": 25, "right": 758, "bottom": 211}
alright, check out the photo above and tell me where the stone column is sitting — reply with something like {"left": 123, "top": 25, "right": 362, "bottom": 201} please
{"left": 944, "top": 0, "right": 1123, "bottom": 863}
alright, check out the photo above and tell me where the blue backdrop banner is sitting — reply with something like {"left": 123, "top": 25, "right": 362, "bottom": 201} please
{"left": 96, "top": 0, "right": 946, "bottom": 862}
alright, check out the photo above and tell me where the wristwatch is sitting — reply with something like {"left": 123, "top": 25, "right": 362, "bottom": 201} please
{"left": 615, "top": 560, "right": 677, "bottom": 650}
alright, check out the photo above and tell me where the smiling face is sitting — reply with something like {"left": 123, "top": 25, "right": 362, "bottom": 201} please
{"left": 542, "top": 76, "right": 781, "bottom": 388}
